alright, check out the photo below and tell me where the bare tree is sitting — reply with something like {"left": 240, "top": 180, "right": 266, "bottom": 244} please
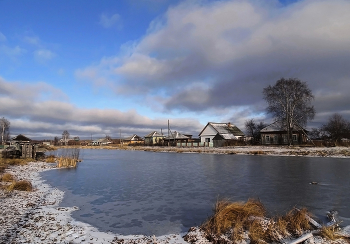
{"left": 54, "top": 136, "right": 59, "bottom": 146}
{"left": 62, "top": 130, "right": 70, "bottom": 146}
{"left": 0, "top": 117, "right": 10, "bottom": 145}
{"left": 321, "top": 113, "right": 350, "bottom": 142}
{"left": 263, "top": 78, "right": 315, "bottom": 145}
{"left": 245, "top": 119, "right": 267, "bottom": 143}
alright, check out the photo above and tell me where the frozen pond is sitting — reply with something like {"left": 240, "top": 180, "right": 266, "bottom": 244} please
{"left": 41, "top": 149, "right": 350, "bottom": 236}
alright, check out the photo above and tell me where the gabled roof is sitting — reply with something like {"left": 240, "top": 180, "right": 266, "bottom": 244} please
{"left": 260, "top": 121, "right": 305, "bottom": 133}
{"left": 145, "top": 131, "right": 164, "bottom": 138}
{"left": 124, "top": 134, "right": 143, "bottom": 141}
{"left": 164, "top": 131, "right": 189, "bottom": 140}
{"left": 12, "top": 134, "right": 32, "bottom": 142}
{"left": 199, "top": 122, "right": 245, "bottom": 137}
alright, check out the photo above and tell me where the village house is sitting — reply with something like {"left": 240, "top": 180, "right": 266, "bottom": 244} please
{"left": 163, "top": 131, "right": 190, "bottom": 146}
{"left": 122, "top": 134, "right": 144, "bottom": 145}
{"left": 144, "top": 131, "right": 165, "bottom": 146}
{"left": 9, "top": 134, "right": 37, "bottom": 159}
{"left": 260, "top": 121, "right": 308, "bottom": 145}
{"left": 91, "top": 137, "right": 112, "bottom": 146}
{"left": 198, "top": 122, "right": 245, "bottom": 147}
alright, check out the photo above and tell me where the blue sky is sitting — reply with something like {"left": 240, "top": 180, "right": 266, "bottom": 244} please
{"left": 1, "top": 0, "right": 350, "bottom": 139}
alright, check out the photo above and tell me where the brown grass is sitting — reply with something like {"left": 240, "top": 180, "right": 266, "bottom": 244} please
{"left": 1, "top": 173, "right": 14, "bottom": 182}
{"left": 201, "top": 199, "right": 266, "bottom": 241}
{"left": 283, "top": 208, "right": 312, "bottom": 236}
{"left": 201, "top": 200, "right": 318, "bottom": 243}
{"left": 7, "top": 180, "right": 33, "bottom": 191}
{"left": 45, "top": 155, "right": 56, "bottom": 163}
{"left": 57, "top": 157, "right": 78, "bottom": 168}
{"left": 318, "top": 226, "right": 342, "bottom": 241}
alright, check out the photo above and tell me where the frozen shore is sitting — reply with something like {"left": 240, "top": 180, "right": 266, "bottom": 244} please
{"left": 0, "top": 162, "right": 188, "bottom": 244}
{"left": 60, "top": 145, "right": 350, "bottom": 158}
{"left": 2, "top": 146, "right": 350, "bottom": 243}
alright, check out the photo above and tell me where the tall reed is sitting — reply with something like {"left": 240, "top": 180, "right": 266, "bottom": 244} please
{"left": 56, "top": 148, "right": 81, "bottom": 168}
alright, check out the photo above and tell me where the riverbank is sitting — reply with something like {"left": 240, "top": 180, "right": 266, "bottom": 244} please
{"left": 0, "top": 162, "right": 188, "bottom": 244}
{"left": 1, "top": 151, "right": 350, "bottom": 243}
{"left": 55, "top": 145, "right": 350, "bottom": 158}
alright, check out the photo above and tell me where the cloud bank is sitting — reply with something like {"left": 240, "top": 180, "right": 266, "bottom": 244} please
{"left": 78, "top": 0, "right": 350, "bottom": 127}
{"left": 0, "top": 77, "right": 202, "bottom": 139}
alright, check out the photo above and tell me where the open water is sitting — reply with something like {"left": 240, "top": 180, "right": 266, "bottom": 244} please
{"left": 41, "top": 149, "right": 350, "bottom": 236}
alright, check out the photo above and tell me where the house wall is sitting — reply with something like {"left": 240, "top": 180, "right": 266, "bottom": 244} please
{"left": 261, "top": 132, "right": 306, "bottom": 145}
{"left": 200, "top": 125, "right": 217, "bottom": 144}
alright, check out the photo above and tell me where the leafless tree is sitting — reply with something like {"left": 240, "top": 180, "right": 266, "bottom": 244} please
{"left": 321, "top": 113, "right": 350, "bottom": 142}
{"left": 0, "top": 117, "right": 10, "bottom": 145}
{"left": 62, "top": 130, "right": 70, "bottom": 146}
{"left": 245, "top": 119, "right": 267, "bottom": 143}
{"left": 263, "top": 78, "right": 315, "bottom": 145}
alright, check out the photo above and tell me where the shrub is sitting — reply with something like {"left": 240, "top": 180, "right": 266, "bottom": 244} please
{"left": 7, "top": 180, "right": 33, "bottom": 191}
{"left": 1, "top": 173, "right": 14, "bottom": 182}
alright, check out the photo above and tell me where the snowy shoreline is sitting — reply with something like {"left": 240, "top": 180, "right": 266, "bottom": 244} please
{"left": 2, "top": 147, "right": 350, "bottom": 243}
{"left": 0, "top": 162, "right": 188, "bottom": 244}
{"left": 58, "top": 145, "right": 350, "bottom": 158}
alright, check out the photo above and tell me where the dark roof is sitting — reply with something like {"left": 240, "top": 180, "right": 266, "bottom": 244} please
{"left": 12, "top": 134, "right": 32, "bottom": 142}
{"left": 260, "top": 121, "right": 306, "bottom": 133}
{"left": 199, "top": 122, "right": 245, "bottom": 138}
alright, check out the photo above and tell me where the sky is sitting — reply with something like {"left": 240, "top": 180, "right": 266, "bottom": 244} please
{"left": 1, "top": 0, "right": 350, "bottom": 140}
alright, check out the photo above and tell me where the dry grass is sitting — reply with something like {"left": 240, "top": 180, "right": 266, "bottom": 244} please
{"left": 57, "top": 157, "right": 78, "bottom": 168}
{"left": 1, "top": 173, "right": 14, "bottom": 182}
{"left": 318, "top": 226, "right": 342, "bottom": 241}
{"left": 7, "top": 180, "right": 33, "bottom": 191}
{"left": 283, "top": 208, "right": 312, "bottom": 236}
{"left": 201, "top": 200, "right": 319, "bottom": 243}
{"left": 201, "top": 199, "right": 266, "bottom": 241}
{"left": 45, "top": 155, "right": 56, "bottom": 163}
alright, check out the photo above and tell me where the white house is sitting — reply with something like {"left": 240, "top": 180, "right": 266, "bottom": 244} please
{"left": 198, "top": 122, "right": 245, "bottom": 145}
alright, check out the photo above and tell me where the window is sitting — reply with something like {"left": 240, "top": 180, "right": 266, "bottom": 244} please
{"left": 205, "top": 138, "right": 210, "bottom": 143}
{"left": 265, "top": 135, "right": 270, "bottom": 143}
{"left": 293, "top": 134, "right": 297, "bottom": 141}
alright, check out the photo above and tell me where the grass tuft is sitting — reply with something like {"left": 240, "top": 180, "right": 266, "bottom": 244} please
{"left": 45, "top": 155, "right": 56, "bottom": 163}
{"left": 319, "top": 226, "right": 341, "bottom": 240}
{"left": 201, "top": 200, "right": 319, "bottom": 243}
{"left": 283, "top": 208, "right": 312, "bottom": 236}
{"left": 201, "top": 199, "right": 266, "bottom": 240}
{"left": 7, "top": 180, "right": 33, "bottom": 191}
{"left": 1, "top": 173, "right": 14, "bottom": 182}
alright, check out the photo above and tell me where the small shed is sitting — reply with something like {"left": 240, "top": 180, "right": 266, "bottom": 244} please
{"left": 10, "top": 134, "right": 37, "bottom": 159}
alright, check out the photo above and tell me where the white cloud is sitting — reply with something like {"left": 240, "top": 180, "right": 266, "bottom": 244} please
{"left": 34, "top": 49, "right": 55, "bottom": 62}
{"left": 99, "top": 13, "right": 122, "bottom": 29}
{"left": 0, "top": 77, "right": 203, "bottom": 138}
